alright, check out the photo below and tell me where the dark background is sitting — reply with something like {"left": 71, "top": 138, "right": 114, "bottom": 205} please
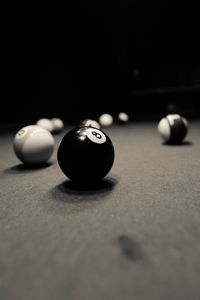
{"left": 3, "top": 1, "right": 200, "bottom": 124}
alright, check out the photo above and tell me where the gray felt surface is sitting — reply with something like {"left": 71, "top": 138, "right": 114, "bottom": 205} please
{"left": 0, "top": 122, "right": 200, "bottom": 300}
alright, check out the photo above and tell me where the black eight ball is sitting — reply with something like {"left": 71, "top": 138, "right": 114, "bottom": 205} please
{"left": 57, "top": 126, "right": 115, "bottom": 184}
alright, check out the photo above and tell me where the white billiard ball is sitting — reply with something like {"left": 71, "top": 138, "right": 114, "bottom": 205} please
{"left": 36, "top": 118, "right": 54, "bottom": 132}
{"left": 51, "top": 118, "right": 64, "bottom": 133}
{"left": 158, "top": 114, "right": 188, "bottom": 144}
{"left": 13, "top": 125, "right": 55, "bottom": 164}
{"left": 118, "top": 112, "right": 129, "bottom": 124}
{"left": 99, "top": 113, "right": 113, "bottom": 127}
{"left": 81, "top": 119, "right": 101, "bottom": 129}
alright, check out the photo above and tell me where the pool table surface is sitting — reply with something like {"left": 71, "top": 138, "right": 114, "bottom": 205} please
{"left": 0, "top": 121, "right": 200, "bottom": 300}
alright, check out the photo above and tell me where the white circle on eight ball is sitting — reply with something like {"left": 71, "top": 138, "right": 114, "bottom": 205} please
{"left": 86, "top": 128, "right": 106, "bottom": 144}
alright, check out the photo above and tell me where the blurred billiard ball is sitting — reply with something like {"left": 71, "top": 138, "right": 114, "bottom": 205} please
{"left": 36, "top": 118, "right": 54, "bottom": 133}
{"left": 99, "top": 113, "right": 113, "bottom": 127}
{"left": 158, "top": 114, "right": 188, "bottom": 144}
{"left": 51, "top": 118, "right": 64, "bottom": 133}
{"left": 80, "top": 119, "right": 101, "bottom": 129}
{"left": 118, "top": 112, "right": 129, "bottom": 125}
{"left": 13, "top": 125, "right": 55, "bottom": 165}
{"left": 57, "top": 126, "right": 115, "bottom": 184}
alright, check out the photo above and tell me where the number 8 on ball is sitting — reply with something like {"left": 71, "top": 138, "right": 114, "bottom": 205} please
{"left": 87, "top": 128, "right": 106, "bottom": 144}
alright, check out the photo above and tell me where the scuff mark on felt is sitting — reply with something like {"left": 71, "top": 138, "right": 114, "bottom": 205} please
{"left": 116, "top": 235, "right": 144, "bottom": 261}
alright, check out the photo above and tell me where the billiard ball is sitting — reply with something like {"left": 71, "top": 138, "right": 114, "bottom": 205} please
{"left": 51, "top": 118, "right": 64, "bottom": 133}
{"left": 81, "top": 119, "right": 101, "bottom": 129}
{"left": 13, "top": 125, "right": 55, "bottom": 164}
{"left": 99, "top": 113, "right": 113, "bottom": 127}
{"left": 158, "top": 114, "right": 188, "bottom": 144}
{"left": 57, "top": 126, "right": 115, "bottom": 184}
{"left": 118, "top": 112, "right": 129, "bottom": 125}
{"left": 36, "top": 118, "right": 54, "bottom": 133}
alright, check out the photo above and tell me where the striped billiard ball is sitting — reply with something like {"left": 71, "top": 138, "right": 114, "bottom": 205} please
{"left": 158, "top": 114, "right": 188, "bottom": 144}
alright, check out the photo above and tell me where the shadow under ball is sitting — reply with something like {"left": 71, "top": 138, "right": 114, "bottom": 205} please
{"left": 57, "top": 126, "right": 115, "bottom": 184}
